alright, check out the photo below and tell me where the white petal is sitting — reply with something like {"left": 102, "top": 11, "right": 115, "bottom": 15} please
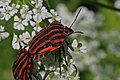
{"left": 5, "top": 14, "right": 11, "bottom": 21}
{"left": 0, "top": 32, "right": 9, "bottom": 39}
{"left": 24, "top": 32, "right": 30, "bottom": 38}
{"left": 48, "top": 19, "right": 54, "bottom": 23}
{"left": 15, "top": 24, "right": 24, "bottom": 30}
{"left": 14, "top": 15, "right": 19, "bottom": 21}
{"left": 14, "top": 22, "right": 19, "bottom": 29}
{"left": 19, "top": 34, "right": 24, "bottom": 40}
{"left": 22, "top": 32, "right": 31, "bottom": 44}
{"left": 19, "top": 24, "right": 25, "bottom": 30}
{"left": 20, "top": 42, "right": 26, "bottom": 48}
{"left": 30, "top": 20, "right": 35, "bottom": 26}
{"left": 0, "top": 26, "right": 5, "bottom": 32}
{"left": 33, "top": 26, "right": 42, "bottom": 32}
{"left": 38, "top": 61, "right": 41, "bottom": 65}
{"left": 55, "top": 16, "right": 61, "bottom": 21}
{"left": 46, "top": 12, "right": 52, "bottom": 18}
{"left": 33, "top": 14, "right": 42, "bottom": 22}
{"left": 31, "top": 1, "right": 35, "bottom": 4}
{"left": 16, "top": 4, "right": 20, "bottom": 8}
{"left": 31, "top": 31, "right": 36, "bottom": 38}
{"left": 32, "top": 9, "right": 37, "bottom": 14}
{"left": 72, "top": 39, "right": 78, "bottom": 48}
{"left": 41, "top": 7, "right": 47, "bottom": 13}
{"left": 37, "top": 0, "right": 43, "bottom": 8}
{"left": 50, "top": 9, "right": 55, "bottom": 14}
{"left": 12, "top": 33, "right": 18, "bottom": 43}
{"left": 39, "top": 71, "right": 45, "bottom": 79}
{"left": 12, "top": 42, "right": 20, "bottom": 50}
{"left": 22, "top": 20, "right": 28, "bottom": 26}
{"left": 80, "top": 46, "right": 87, "bottom": 53}
{"left": 9, "top": 11, "right": 14, "bottom": 16}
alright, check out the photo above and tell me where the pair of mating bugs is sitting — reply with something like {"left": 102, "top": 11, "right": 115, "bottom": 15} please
{"left": 12, "top": 8, "right": 83, "bottom": 80}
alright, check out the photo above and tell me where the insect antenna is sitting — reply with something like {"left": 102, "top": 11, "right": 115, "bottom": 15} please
{"left": 73, "top": 31, "right": 84, "bottom": 34}
{"left": 69, "top": 8, "right": 82, "bottom": 28}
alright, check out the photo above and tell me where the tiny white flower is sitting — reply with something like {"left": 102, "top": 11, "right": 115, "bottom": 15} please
{"left": 22, "top": 32, "right": 31, "bottom": 44}
{"left": 9, "top": 4, "right": 20, "bottom": 16}
{"left": 31, "top": 0, "right": 43, "bottom": 8}
{"left": 48, "top": 9, "right": 61, "bottom": 23}
{"left": 14, "top": 15, "right": 28, "bottom": 30}
{"left": 80, "top": 46, "right": 87, "bottom": 53}
{"left": 30, "top": 14, "right": 42, "bottom": 32}
{"left": 0, "top": 5, "right": 12, "bottom": 21}
{"left": 32, "top": 6, "right": 51, "bottom": 20}
{"left": 33, "top": 13, "right": 42, "bottom": 22}
{"left": 22, "top": 31, "right": 36, "bottom": 44}
{"left": 12, "top": 33, "right": 25, "bottom": 50}
{"left": 20, "top": 5, "right": 32, "bottom": 21}
{"left": 40, "top": 7, "right": 51, "bottom": 19}
{"left": 0, "top": 0, "right": 11, "bottom": 7}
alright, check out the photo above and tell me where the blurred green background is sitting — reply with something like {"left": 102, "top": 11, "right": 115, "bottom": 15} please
{"left": 0, "top": 0, "right": 120, "bottom": 80}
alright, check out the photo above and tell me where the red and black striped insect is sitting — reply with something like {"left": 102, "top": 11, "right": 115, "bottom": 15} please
{"left": 27, "top": 8, "right": 83, "bottom": 78}
{"left": 28, "top": 8, "right": 83, "bottom": 60}
{"left": 12, "top": 8, "right": 83, "bottom": 80}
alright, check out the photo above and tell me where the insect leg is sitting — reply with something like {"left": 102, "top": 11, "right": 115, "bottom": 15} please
{"left": 61, "top": 44, "right": 68, "bottom": 66}
{"left": 65, "top": 39, "right": 74, "bottom": 51}
{"left": 59, "top": 48, "right": 61, "bottom": 78}
{"left": 32, "top": 73, "right": 41, "bottom": 80}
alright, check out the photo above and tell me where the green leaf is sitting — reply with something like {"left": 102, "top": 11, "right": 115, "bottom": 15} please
{"left": 70, "top": 70, "right": 77, "bottom": 77}
{"left": 48, "top": 72, "right": 55, "bottom": 79}
{"left": 62, "top": 64, "right": 68, "bottom": 71}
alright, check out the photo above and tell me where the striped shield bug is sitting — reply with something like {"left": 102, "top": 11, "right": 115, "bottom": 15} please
{"left": 28, "top": 8, "right": 83, "bottom": 60}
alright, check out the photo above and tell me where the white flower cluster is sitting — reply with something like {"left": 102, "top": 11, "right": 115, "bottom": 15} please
{"left": 0, "top": 0, "right": 20, "bottom": 21}
{"left": 12, "top": 0, "right": 61, "bottom": 31}
{"left": 0, "top": 25, "right": 9, "bottom": 41}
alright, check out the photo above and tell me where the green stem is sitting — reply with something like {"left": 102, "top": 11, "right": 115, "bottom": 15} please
{"left": 44, "top": 0, "right": 51, "bottom": 10}
{"left": 17, "top": 0, "right": 20, "bottom": 4}
{"left": 82, "top": 0, "right": 120, "bottom": 12}
{"left": 23, "top": 0, "right": 26, "bottom": 4}
{"left": 25, "top": 0, "right": 35, "bottom": 8}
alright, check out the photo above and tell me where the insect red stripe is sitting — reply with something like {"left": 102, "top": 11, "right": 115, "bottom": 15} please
{"left": 23, "top": 70, "right": 27, "bottom": 80}
{"left": 13, "top": 55, "right": 28, "bottom": 75}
